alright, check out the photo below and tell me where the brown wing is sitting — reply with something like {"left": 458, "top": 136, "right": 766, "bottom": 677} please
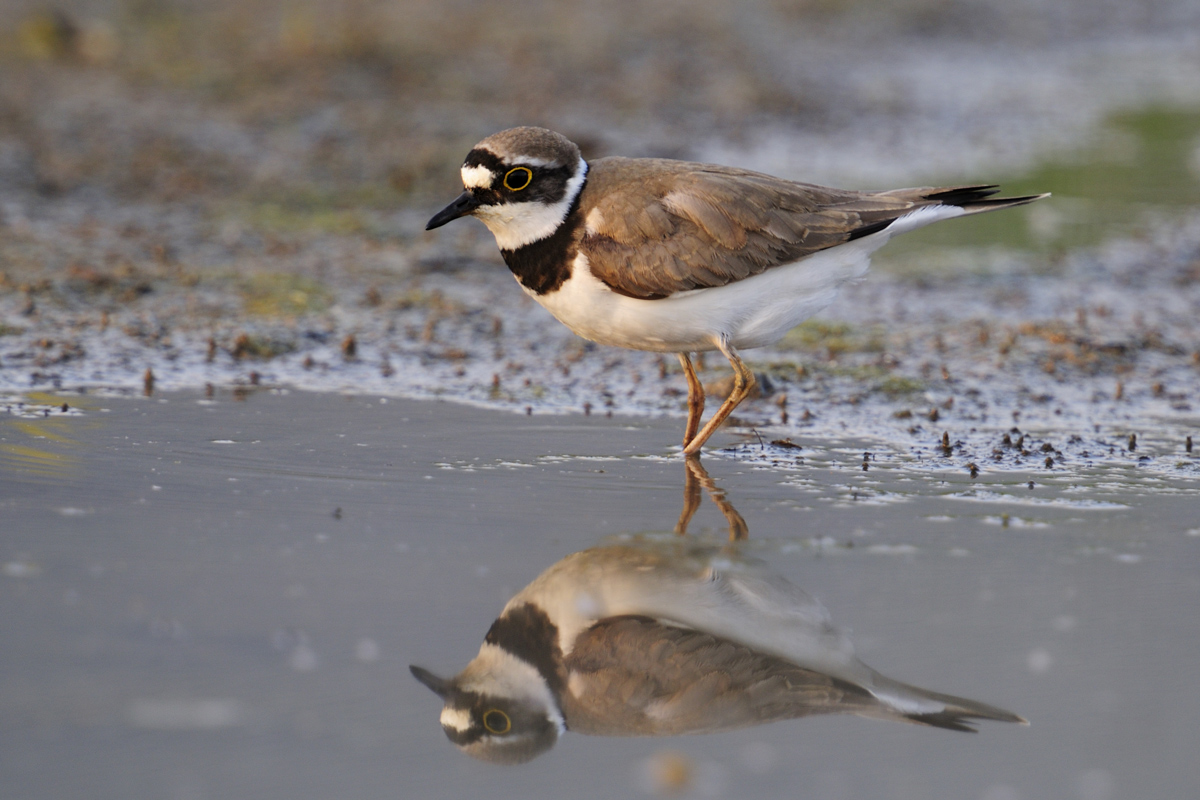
{"left": 559, "top": 615, "right": 878, "bottom": 737}
{"left": 578, "top": 157, "right": 1037, "bottom": 299}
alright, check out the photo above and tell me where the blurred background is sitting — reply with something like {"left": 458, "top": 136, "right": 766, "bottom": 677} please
{"left": 2, "top": 0, "right": 1198, "bottom": 218}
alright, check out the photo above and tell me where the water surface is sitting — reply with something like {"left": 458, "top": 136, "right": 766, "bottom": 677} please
{"left": 3, "top": 390, "right": 1198, "bottom": 799}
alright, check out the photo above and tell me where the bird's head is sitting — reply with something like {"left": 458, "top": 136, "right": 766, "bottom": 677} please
{"left": 410, "top": 651, "right": 563, "bottom": 764}
{"left": 425, "top": 127, "right": 587, "bottom": 251}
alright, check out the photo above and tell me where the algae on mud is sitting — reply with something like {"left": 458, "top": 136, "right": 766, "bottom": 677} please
{"left": 882, "top": 106, "right": 1200, "bottom": 268}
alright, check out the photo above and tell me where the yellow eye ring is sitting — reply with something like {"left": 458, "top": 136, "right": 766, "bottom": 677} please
{"left": 503, "top": 167, "right": 533, "bottom": 191}
{"left": 482, "top": 709, "right": 511, "bottom": 734}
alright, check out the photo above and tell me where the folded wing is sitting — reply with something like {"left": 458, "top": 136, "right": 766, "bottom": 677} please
{"left": 560, "top": 615, "right": 879, "bottom": 736}
{"left": 580, "top": 157, "right": 1044, "bottom": 299}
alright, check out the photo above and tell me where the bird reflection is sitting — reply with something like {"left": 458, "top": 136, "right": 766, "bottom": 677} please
{"left": 411, "top": 457, "right": 1025, "bottom": 764}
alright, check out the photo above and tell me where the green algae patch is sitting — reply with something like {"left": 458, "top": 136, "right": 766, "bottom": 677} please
{"left": 242, "top": 203, "right": 372, "bottom": 237}
{"left": 776, "top": 320, "right": 885, "bottom": 356}
{"left": 879, "top": 106, "right": 1200, "bottom": 275}
{"left": 229, "top": 184, "right": 406, "bottom": 238}
{"left": 239, "top": 274, "right": 332, "bottom": 317}
{"left": 873, "top": 375, "right": 925, "bottom": 397}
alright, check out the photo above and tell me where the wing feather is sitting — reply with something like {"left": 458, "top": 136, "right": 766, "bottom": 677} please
{"left": 560, "top": 615, "right": 877, "bottom": 736}
{"left": 578, "top": 157, "right": 1039, "bottom": 299}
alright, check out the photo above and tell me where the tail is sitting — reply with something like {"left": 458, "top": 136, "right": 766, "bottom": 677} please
{"left": 921, "top": 184, "right": 1051, "bottom": 214}
{"left": 865, "top": 673, "right": 1028, "bottom": 733}
{"left": 893, "top": 683, "right": 1029, "bottom": 732}
{"left": 857, "top": 184, "right": 1049, "bottom": 239}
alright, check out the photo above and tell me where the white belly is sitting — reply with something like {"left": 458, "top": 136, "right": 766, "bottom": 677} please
{"left": 525, "top": 204, "right": 969, "bottom": 353}
{"left": 528, "top": 234, "right": 887, "bottom": 353}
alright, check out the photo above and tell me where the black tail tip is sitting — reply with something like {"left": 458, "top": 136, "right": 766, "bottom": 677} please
{"left": 925, "top": 185, "right": 1050, "bottom": 208}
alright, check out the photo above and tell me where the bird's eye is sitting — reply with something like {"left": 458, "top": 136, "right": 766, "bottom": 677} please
{"left": 503, "top": 167, "right": 533, "bottom": 191}
{"left": 482, "top": 709, "right": 511, "bottom": 734}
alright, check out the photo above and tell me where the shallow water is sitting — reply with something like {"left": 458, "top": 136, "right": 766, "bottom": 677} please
{"left": 3, "top": 389, "right": 1199, "bottom": 799}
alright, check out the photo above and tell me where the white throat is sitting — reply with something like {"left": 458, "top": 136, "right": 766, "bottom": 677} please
{"left": 457, "top": 642, "right": 566, "bottom": 734}
{"left": 474, "top": 158, "right": 588, "bottom": 251}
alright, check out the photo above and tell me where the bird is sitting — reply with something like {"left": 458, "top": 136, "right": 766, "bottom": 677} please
{"left": 426, "top": 126, "right": 1048, "bottom": 454}
{"left": 410, "top": 538, "right": 1027, "bottom": 764}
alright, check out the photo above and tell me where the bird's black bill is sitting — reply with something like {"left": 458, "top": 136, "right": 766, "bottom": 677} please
{"left": 410, "top": 665, "right": 454, "bottom": 698}
{"left": 426, "top": 192, "right": 481, "bottom": 230}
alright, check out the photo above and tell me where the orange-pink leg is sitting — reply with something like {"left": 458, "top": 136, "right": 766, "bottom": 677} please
{"left": 682, "top": 337, "right": 755, "bottom": 456}
{"left": 677, "top": 352, "right": 705, "bottom": 449}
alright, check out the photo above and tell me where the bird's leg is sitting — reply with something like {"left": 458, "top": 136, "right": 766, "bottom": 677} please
{"left": 674, "top": 454, "right": 703, "bottom": 536}
{"left": 677, "top": 352, "right": 705, "bottom": 448}
{"left": 682, "top": 337, "right": 755, "bottom": 456}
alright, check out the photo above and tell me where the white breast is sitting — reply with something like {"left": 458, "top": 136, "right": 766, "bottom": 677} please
{"left": 528, "top": 237, "right": 874, "bottom": 353}
{"left": 509, "top": 545, "right": 861, "bottom": 678}
{"left": 508, "top": 544, "right": 956, "bottom": 716}
{"left": 528, "top": 204, "right": 965, "bottom": 353}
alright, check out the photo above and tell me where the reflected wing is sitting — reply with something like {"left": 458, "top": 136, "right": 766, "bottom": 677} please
{"left": 560, "top": 615, "right": 878, "bottom": 736}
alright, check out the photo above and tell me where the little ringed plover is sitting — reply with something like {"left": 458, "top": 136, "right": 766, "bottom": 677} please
{"left": 427, "top": 127, "right": 1048, "bottom": 454}
{"left": 411, "top": 539, "right": 1026, "bottom": 764}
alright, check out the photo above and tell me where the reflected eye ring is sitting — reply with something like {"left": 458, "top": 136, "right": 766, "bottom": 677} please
{"left": 503, "top": 167, "right": 533, "bottom": 191}
{"left": 482, "top": 709, "right": 511, "bottom": 734}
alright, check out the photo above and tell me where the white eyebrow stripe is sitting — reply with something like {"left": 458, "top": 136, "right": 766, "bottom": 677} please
{"left": 461, "top": 165, "right": 495, "bottom": 189}
{"left": 471, "top": 158, "right": 587, "bottom": 251}
{"left": 440, "top": 706, "right": 473, "bottom": 732}
{"left": 512, "top": 156, "right": 556, "bottom": 168}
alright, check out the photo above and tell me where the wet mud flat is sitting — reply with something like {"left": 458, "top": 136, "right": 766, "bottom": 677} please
{"left": 2, "top": 389, "right": 1199, "bottom": 799}
{"left": 3, "top": 204, "right": 1198, "bottom": 484}
{"left": 3, "top": 3, "right": 1200, "bottom": 482}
